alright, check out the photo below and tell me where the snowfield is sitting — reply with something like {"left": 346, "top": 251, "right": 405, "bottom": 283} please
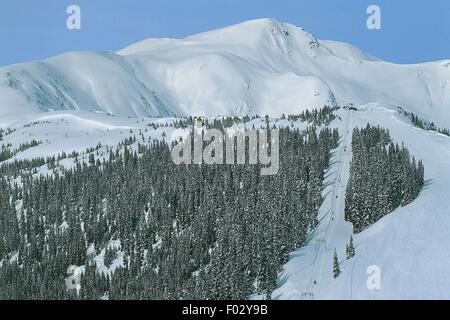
{"left": 1, "top": 18, "right": 449, "bottom": 126}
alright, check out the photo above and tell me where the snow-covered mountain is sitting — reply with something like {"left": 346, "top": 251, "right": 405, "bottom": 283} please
{"left": 1, "top": 18, "right": 450, "bottom": 300}
{"left": 1, "top": 18, "right": 449, "bottom": 126}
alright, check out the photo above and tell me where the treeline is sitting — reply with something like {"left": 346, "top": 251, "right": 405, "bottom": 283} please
{"left": 345, "top": 124, "right": 424, "bottom": 233}
{"left": 174, "top": 115, "right": 254, "bottom": 129}
{"left": 0, "top": 125, "right": 339, "bottom": 300}
{"left": 171, "top": 105, "right": 338, "bottom": 130}
{"left": 0, "top": 140, "right": 42, "bottom": 162}
{"left": 285, "top": 106, "right": 338, "bottom": 126}
{"left": 399, "top": 107, "right": 450, "bottom": 136}
{"left": 0, "top": 128, "right": 16, "bottom": 141}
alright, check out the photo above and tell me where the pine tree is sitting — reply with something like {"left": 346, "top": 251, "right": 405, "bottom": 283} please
{"left": 104, "top": 248, "right": 117, "bottom": 269}
{"left": 346, "top": 236, "right": 355, "bottom": 259}
{"left": 333, "top": 249, "right": 341, "bottom": 279}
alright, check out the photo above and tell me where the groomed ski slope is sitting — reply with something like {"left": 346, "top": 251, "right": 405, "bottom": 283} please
{"left": 274, "top": 104, "right": 450, "bottom": 300}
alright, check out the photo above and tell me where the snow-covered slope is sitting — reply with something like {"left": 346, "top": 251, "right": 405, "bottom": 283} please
{"left": 274, "top": 104, "right": 450, "bottom": 299}
{"left": 1, "top": 101, "right": 450, "bottom": 299}
{"left": 1, "top": 18, "right": 449, "bottom": 126}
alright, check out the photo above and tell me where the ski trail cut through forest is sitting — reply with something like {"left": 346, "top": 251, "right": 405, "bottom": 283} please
{"left": 272, "top": 109, "right": 354, "bottom": 300}
{"left": 312, "top": 109, "right": 353, "bottom": 289}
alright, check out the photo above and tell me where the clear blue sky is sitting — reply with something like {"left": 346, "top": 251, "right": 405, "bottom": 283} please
{"left": 0, "top": 0, "right": 448, "bottom": 67}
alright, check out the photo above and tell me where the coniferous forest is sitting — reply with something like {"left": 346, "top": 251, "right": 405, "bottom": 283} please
{"left": 0, "top": 125, "right": 339, "bottom": 299}
{"left": 344, "top": 124, "right": 424, "bottom": 233}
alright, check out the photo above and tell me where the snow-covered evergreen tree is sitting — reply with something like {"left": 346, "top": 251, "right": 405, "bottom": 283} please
{"left": 333, "top": 249, "right": 341, "bottom": 279}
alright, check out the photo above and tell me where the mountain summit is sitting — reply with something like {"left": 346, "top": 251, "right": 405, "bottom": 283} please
{"left": 0, "top": 18, "right": 449, "bottom": 126}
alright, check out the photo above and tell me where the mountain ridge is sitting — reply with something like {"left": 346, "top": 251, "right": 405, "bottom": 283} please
{"left": 0, "top": 18, "right": 449, "bottom": 126}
